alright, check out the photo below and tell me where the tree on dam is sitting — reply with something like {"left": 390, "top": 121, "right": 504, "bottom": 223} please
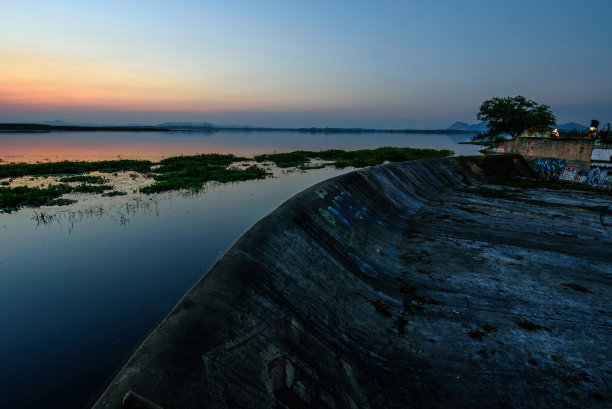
{"left": 473, "top": 95, "right": 556, "bottom": 144}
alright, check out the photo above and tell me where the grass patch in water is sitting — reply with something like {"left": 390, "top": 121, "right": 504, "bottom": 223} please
{"left": 140, "top": 154, "right": 267, "bottom": 194}
{"left": 0, "top": 183, "right": 114, "bottom": 212}
{"left": 0, "top": 159, "right": 153, "bottom": 178}
{"left": 255, "top": 147, "right": 454, "bottom": 168}
{"left": 72, "top": 184, "right": 114, "bottom": 194}
{"left": 101, "top": 190, "right": 127, "bottom": 197}
{"left": 0, "top": 185, "right": 72, "bottom": 212}
{"left": 0, "top": 148, "right": 455, "bottom": 205}
{"left": 59, "top": 175, "right": 107, "bottom": 184}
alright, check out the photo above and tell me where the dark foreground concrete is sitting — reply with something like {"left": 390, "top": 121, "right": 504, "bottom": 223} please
{"left": 94, "top": 155, "right": 611, "bottom": 409}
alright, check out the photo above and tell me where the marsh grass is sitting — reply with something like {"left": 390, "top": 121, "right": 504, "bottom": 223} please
{"left": 0, "top": 183, "right": 114, "bottom": 212}
{"left": 72, "top": 184, "right": 114, "bottom": 194}
{"left": 0, "top": 159, "right": 152, "bottom": 178}
{"left": 255, "top": 147, "right": 454, "bottom": 168}
{"left": 138, "top": 153, "right": 270, "bottom": 194}
{"left": 0, "top": 147, "right": 455, "bottom": 209}
{"left": 1, "top": 184, "right": 72, "bottom": 212}
{"left": 59, "top": 175, "right": 107, "bottom": 184}
{"left": 101, "top": 190, "right": 127, "bottom": 197}
{"left": 141, "top": 163, "right": 268, "bottom": 194}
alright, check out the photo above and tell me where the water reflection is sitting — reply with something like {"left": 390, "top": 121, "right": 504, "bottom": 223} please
{"left": 31, "top": 196, "right": 160, "bottom": 232}
{"left": 0, "top": 129, "right": 481, "bottom": 163}
{"left": 0, "top": 130, "right": 481, "bottom": 408}
{"left": 0, "top": 166, "right": 355, "bottom": 409}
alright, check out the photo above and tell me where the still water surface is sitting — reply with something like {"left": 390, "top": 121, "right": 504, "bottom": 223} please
{"left": 0, "top": 130, "right": 479, "bottom": 408}
{"left": 0, "top": 129, "right": 479, "bottom": 163}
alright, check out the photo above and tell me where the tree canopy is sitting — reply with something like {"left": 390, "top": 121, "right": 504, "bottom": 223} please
{"left": 473, "top": 95, "right": 556, "bottom": 144}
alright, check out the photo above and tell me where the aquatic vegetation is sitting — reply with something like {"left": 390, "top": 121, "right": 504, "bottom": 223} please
{"left": 0, "top": 184, "right": 72, "bottom": 212}
{"left": 255, "top": 147, "right": 454, "bottom": 168}
{"left": 254, "top": 151, "right": 313, "bottom": 168}
{"left": 0, "top": 159, "right": 153, "bottom": 178}
{"left": 59, "top": 175, "right": 107, "bottom": 184}
{"left": 101, "top": 190, "right": 127, "bottom": 197}
{"left": 139, "top": 153, "right": 268, "bottom": 193}
{"left": 141, "top": 164, "right": 268, "bottom": 194}
{"left": 0, "top": 147, "right": 455, "bottom": 207}
{"left": 32, "top": 210, "right": 60, "bottom": 225}
{"left": 0, "top": 182, "right": 114, "bottom": 212}
{"left": 71, "top": 184, "right": 114, "bottom": 194}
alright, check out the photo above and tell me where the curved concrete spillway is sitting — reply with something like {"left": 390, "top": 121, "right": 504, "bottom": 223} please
{"left": 94, "top": 155, "right": 611, "bottom": 409}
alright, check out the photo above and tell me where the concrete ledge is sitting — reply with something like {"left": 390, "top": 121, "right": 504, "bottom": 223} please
{"left": 93, "top": 155, "right": 611, "bottom": 409}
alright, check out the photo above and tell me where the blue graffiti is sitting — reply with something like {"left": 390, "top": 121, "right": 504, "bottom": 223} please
{"left": 327, "top": 205, "right": 352, "bottom": 228}
{"left": 535, "top": 158, "right": 567, "bottom": 178}
{"left": 317, "top": 208, "right": 335, "bottom": 225}
{"left": 587, "top": 167, "right": 612, "bottom": 189}
{"left": 318, "top": 190, "right": 385, "bottom": 230}
{"left": 348, "top": 252, "right": 378, "bottom": 277}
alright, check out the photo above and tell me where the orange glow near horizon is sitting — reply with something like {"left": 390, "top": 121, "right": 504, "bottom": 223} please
{"left": 0, "top": 50, "right": 342, "bottom": 114}
{"left": 0, "top": 51, "right": 253, "bottom": 112}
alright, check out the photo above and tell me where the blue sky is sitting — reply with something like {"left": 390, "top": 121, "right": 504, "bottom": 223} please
{"left": 1, "top": 0, "right": 610, "bottom": 127}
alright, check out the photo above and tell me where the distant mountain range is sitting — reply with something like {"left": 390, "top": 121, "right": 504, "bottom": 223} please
{"left": 156, "top": 122, "right": 257, "bottom": 129}
{"left": 557, "top": 122, "right": 587, "bottom": 131}
{"left": 17, "top": 119, "right": 591, "bottom": 132}
{"left": 446, "top": 122, "right": 488, "bottom": 132}
{"left": 35, "top": 120, "right": 256, "bottom": 129}
{"left": 447, "top": 121, "right": 588, "bottom": 132}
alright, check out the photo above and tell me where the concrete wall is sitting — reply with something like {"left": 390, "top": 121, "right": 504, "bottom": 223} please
{"left": 93, "top": 155, "right": 611, "bottom": 409}
{"left": 486, "top": 137, "right": 612, "bottom": 189}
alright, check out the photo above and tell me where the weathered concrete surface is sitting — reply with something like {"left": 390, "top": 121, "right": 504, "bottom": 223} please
{"left": 483, "top": 138, "right": 612, "bottom": 188}
{"left": 94, "top": 155, "right": 612, "bottom": 409}
{"left": 482, "top": 137, "right": 612, "bottom": 164}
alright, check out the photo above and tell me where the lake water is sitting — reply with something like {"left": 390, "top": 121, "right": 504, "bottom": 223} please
{"left": 0, "top": 130, "right": 479, "bottom": 408}
{"left": 0, "top": 129, "right": 480, "bottom": 163}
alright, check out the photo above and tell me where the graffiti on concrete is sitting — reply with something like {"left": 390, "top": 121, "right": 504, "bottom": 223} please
{"left": 587, "top": 149, "right": 612, "bottom": 189}
{"left": 559, "top": 165, "right": 587, "bottom": 183}
{"left": 317, "top": 208, "right": 335, "bottom": 225}
{"left": 317, "top": 191, "right": 385, "bottom": 230}
{"left": 534, "top": 157, "right": 568, "bottom": 178}
{"left": 586, "top": 167, "right": 612, "bottom": 189}
{"left": 348, "top": 252, "right": 378, "bottom": 277}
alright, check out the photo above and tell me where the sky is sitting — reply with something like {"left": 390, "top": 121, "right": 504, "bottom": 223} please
{"left": 1, "top": 0, "right": 611, "bottom": 128}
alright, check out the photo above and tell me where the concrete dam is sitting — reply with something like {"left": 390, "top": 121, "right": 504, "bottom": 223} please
{"left": 94, "top": 155, "right": 611, "bottom": 409}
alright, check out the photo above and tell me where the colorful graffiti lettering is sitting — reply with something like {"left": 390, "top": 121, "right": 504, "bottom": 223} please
{"left": 534, "top": 157, "right": 567, "bottom": 178}
{"left": 586, "top": 167, "right": 612, "bottom": 189}
{"left": 559, "top": 165, "right": 587, "bottom": 183}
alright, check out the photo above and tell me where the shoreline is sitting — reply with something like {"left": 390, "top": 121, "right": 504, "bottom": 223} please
{"left": 0, "top": 122, "right": 479, "bottom": 134}
{"left": 0, "top": 147, "right": 454, "bottom": 213}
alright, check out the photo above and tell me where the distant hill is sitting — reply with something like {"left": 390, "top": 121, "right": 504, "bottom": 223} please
{"left": 557, "top": 122, "right": 587, "bottom": 131}
{"left": 447, "top": 122, "right": 470, "bottom": 131}
{"left": 447, "top": 121, "right": 487, "bottom": 132}
{"left": 156, "top": 122, "right": 257, "bottom": 129}
{"left": 41, "top": 120, "right": 74, "bottom": 126}
{"left": 156, "top": 121, "right": 215, "bottom": 128}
